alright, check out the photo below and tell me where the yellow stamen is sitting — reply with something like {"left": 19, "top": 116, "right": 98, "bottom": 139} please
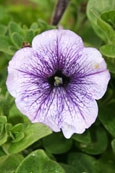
{"left": 54, "top": 76, "right": 63, "bottom": 86}
{"left": 95, "top": 64, "right": 99, "bottom": 69}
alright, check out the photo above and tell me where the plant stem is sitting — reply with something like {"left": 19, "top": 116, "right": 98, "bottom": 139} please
{"left": 52, "top": 0, "right": 70, "bottom": 25}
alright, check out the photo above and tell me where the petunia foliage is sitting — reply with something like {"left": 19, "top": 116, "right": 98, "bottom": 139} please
{"left": 0, "top": 0, "right": 115, "bottom": 173}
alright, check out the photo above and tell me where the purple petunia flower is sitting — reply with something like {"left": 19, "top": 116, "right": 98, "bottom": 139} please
{"left": 6, "top": 29, "right": 110, "bottom": 138}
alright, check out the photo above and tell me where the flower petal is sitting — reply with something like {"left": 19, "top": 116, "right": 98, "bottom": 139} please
{"left": 15, "top": 88, "right": 64, "bottom": 132}
{"left": 74, "top": 47, "right": 110, "bottom": 100}
{"left": 32, "top": 29, "right": 84, "bottom": 71}
{"left": 6, "top": 47, "right": 51, "bottom": 98}
{"left": 61, "top": 89, "right": 98, "bottom": 138}
{"left": 14, "top": 84, "right": 98, "bottom": 139}
{"left": 6, "top": 48, "right": 34, "bottom": 97}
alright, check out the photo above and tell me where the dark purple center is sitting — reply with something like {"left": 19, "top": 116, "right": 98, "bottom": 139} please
{"left": 48, "top": 70, "right": 70, "bottom": 87}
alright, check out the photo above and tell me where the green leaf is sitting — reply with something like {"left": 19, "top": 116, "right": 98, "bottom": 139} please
{"left": 0, "top": 36, "right": 14, "bottom": 55}
{"left": 0, "top": 154, "right": 24, "bottom": 173}
{"left": 95, "top": 160, "right": 115, "bottom": 173}
{"left": 96, "top": 14, "right": 115, "bottom": 43}
{"left": 0, "top": 116, "right": 8, "bottom": 145}
{"left": 101, "top": 10, "right": 115, "bottom": 29}
{"left": 0, "top": 124, "right": 4, "bottom": 135}
{"left": 37, "top": 19, "right": 57, "bottom": 32}
{"left": 68, "top": 152, "right": 96, "bottom": 173}
{"left": 0, "top": 52, "right": 9, "bottom": 70}
{"left": 61, "top": 164, "right": 77, "bottom": 173}
{"left": 25, "top": 29, "right": 35, "bottom": 43}
{"left": 80, "top": 24, "right": 103, "bottom": 48}
{"left": 104, "top": 56, "right": 115, "bottom": 73}
{"left": 12, "top": 132, "right": 24, "bottom": 143}
{"left": 0, "top": 93, "right": 14, "bottom": 116}
{"left": 72, "top": 130, "right": 91, "bottom": 144}
{"left": 75, "top": 127, "right": 108, "bottom": 155}
{"left": 11, "top": 32, "right": 24, "bottom": 49}
{"left": 8, "top": 104, "right": 30, "bottom": 125}
{"left": 43, "top": 133, "right": 73, "bottom": 154}
{"left": 99, "top": 102, "right": 115, "bottom": 137}
{"left": 0, "top": 131, "right": 7, "bottom": 146}
{"left": 30, "top": 22, "right": 38, "bottom": 30}
{"left": 8, "top": 123, "right": 52, "bottom": 153}
{"left": 87, "top": 0, "right": 115, "bottom": 42}
{"left": 100, "top": 44, "right": 115, "bottom": 58}
{"left": 90, "top": 9, "right": 115, "bottom": 43}
{"left": 111, "top": 138, "right": 115, "bottom": 153}
{"left": 9, "top": 21, "right": 24, "bottom": 36}
{"left": 5, "top": 123, "right": 12, "bottom": 135}
{"left": 11, "top": 123, "right": 24, "bottom": 133}
{"left": 15, "top": 149, "right": 65, "bottom": 173}
{"left": 95, "top": 150, "right": 115, "bottom": 173}
{"left": 0, "top": 147, "right": 5, "bottom": 157}
{"left": 0, "top": 123, "right": 12, "bottom": 146}
{"left": 11, "top": 123, "right": 25, "bottom": 143}
{"left": 0, "top": 116, "right": 7, "bottom": 124}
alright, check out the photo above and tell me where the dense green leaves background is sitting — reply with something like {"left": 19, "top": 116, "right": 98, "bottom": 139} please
{"left": 0, "top": 0, "right": 115, "bottom": 172}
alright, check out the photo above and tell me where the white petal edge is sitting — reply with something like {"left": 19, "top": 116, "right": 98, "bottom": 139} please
{"left": 77, "top": 47, "right": 110, "bottom": 100}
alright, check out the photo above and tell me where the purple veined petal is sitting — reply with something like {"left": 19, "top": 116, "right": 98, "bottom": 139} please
{"left": 57, "top": 30, "right": 84, "bottom": 71}
{"left": 32, "top": 29, "right": 84, "bottom": 71}
{"left": 6, "top": 47, "right": 51, "bottom": 98}
{"left": 61, "top": 89, "right": 98, "bottom": 138}
{"left": 72, "top": 47, "right": 110, "bottom": 100}
{"left": 6, "top": 48, "right": 34, "bottom": 97}
{"left": 14, "top": 84, "right": 98, "bottom": 138}
{"left": 15, "top": 87, "right": 64, "bottom": 132}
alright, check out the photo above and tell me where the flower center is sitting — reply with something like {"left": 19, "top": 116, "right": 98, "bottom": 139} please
{"left": 48, "top": 70, "right": 70, "bottom": 87}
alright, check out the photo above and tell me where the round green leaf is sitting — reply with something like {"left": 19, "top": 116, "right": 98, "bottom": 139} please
{"left": 0, "top": 36, "right": 14, "bottom": 55}
{"left": 100, "top": 44, "right": 115, "bottom": 58}
{"left": 75, "top": 127, "right": 108, "bottom": 155}
{"left": 111, "top": 138, "right": 115, "bottom": 153}
{"left": 95, "top": 150, "right": 115, "bottom": 173}
{"left": 25, "top": 29, "right": 35, "bottom": 43}
{"left": 99, "top": 102, "right": 115, "bottom": 137}
{"left": 68, "top": 152, "right": 96, "bottom": 173}
{"left": 101, "top": 10, "right": 115, "bottom": 29}
{"left": 61, "top": 163, "right": 77, "bottom": 173}
{"left": 43, "top": 133, "right": 73, "bottom": 154}
{"left": 8, "top": 123, "right": 52, "bottom": 153}
{"left": 0, "top": 131, "right": 7, "bottom": 146}
{"left": 72, "top": 130, "right": 91, "bottom": 144}
{"left": 16, "top": 149, "right": 65, "bottom": 173}
{"left": 9, "top": 21, "right": 24, "bottom": 36}
{"left": 0, "top": 116, "right": 8, "bottom": 145}
{"left": 0, "top": 154, "right": 24, "bottom": 173}
{"left": 11, "top": 32, "right": 24, "bottom": 49}
{"left": 104, "top": 56, "right": 115, "bottom": 73}
{"left": 95, "top": 160, "right": 115, "bottom": 173}
{"left": 87, "top": 0, "right": 115, "bottom": 42}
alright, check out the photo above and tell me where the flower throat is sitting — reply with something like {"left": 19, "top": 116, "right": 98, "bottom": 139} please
{"left": 48, "top": 70, "right": 70, "bottom": 87}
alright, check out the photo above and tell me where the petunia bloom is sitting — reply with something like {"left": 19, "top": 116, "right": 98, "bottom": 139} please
{"left": 6, "top": 29, "right": 110, "bottom": 138}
